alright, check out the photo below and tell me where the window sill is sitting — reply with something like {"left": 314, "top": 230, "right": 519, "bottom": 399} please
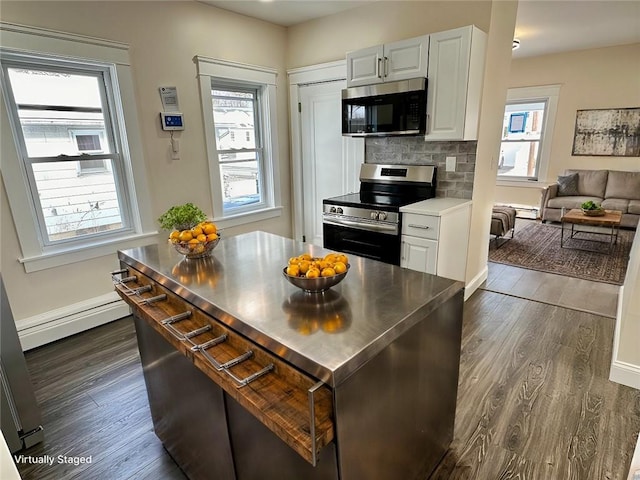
{"left": 19, "top": 231, "right": 159, "bottom": 273}
{"left": 496, "top": 179, "right": 551, "bottom": 189}
{"left": 213, "top": 206, "right": 283, "bottom": 230}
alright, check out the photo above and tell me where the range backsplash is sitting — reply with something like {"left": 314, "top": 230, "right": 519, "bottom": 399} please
{"left": 365, "top": 138, "right": 476, "bottom": 199}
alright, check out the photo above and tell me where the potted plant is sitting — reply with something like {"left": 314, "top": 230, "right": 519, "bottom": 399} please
{"left": 158, "top": 203, "right": 207, "bottom": 231}
{"left": 581, "top": 200, "right": 605, "bottom": 216}
{"left": 158, "top": 203, "right": 219, "bottom": 258}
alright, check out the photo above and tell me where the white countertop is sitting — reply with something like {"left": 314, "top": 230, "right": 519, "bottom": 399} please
{"left": 400, "top": 197, "right": 472, "bottom": 216}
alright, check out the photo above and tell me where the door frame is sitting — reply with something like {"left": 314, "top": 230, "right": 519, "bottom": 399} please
{"left": 287, "top": 60, "right": 346, "bottom": 242}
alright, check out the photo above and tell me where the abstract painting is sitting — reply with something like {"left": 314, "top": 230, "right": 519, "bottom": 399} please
{"left": 572, "top": 107, "right": 640, "bottom": 157}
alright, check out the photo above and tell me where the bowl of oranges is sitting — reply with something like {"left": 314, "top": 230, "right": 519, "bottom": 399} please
{"left": 169, "top": 221, "right": 220, "bottom": 259}
{"left": 283, "top": 252, "right": 349, "bottom": 293}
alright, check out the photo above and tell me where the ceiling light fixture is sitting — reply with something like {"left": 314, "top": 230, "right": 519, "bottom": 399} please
{"left": 512, "top": 39, "right": 521, "bottom": 50}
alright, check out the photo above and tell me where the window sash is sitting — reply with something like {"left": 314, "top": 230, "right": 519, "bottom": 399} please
{"left": 0, "top": 54, "right": 134, "bottom": 247}
{"left": 498, "top": 99, "right": 549, "bottom": 181}
{"left": 211, "top": 83, "right": 267, "bottom": 213}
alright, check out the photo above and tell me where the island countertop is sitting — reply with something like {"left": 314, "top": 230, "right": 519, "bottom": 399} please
{"left": 118, "top": 231, "right": 463, "bottom": 387}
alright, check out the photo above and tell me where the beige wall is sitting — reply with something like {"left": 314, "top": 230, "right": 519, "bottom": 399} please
{"left": 495, "top": 43, "right": 640, "bottom": 207}
{"left": 0, "top": 1, "right": 290, "bottom": 321}
{"left": 466, "top": 1, "right": 518, "bottom": 287}
{"left": 287, "top": 1, "right": 491, "bottom": 67}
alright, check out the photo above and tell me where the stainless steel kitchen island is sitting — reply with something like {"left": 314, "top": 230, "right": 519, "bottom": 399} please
{"left": 114, "top": 231, "right": 464, "bottom": 480}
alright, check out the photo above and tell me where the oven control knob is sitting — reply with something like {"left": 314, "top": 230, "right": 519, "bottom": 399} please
{"left": 336, "top": 207, "right": 343, "bottom": 214}
{"left": 370, "top": 211, "right": 379, "bottom": 220}
{"left": 329, "top": 206, "right": 337, "bottom": 213}
{"left": 378, "top": 211, "right": 387, "bottom": 221}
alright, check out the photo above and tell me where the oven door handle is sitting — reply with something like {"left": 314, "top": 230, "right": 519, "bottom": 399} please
{"left": 323, "top": 216, "right": 398, "bottom": 235}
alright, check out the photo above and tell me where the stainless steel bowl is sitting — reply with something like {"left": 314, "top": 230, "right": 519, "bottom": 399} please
{"left": 282, "top": 265, "right": 349, "bottom": 293}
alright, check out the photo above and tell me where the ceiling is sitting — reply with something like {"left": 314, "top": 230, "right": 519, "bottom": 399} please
{"left": 201, "top": 0, "right": 640, "bottom": 58}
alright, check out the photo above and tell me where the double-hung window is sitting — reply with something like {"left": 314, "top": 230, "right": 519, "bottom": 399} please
{"left": 0, "top": 23, "right": 154, "bottom": 272}
{"left": 2, "top": 57, "right": 131, "bottom": 244}
{"left": 196, "top": 57, "right": 281, "bottom": 226}
{"left": 496, "top": 85, "right": 560, "bottom": 185}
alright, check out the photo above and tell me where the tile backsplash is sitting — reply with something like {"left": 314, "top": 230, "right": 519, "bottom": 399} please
{"left": 365, "top": 138, "right": 477, "bottom": 199}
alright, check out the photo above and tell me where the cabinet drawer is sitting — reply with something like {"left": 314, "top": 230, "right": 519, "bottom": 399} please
{"left": 112, "top": 266, "right": 334, "bottom": 466}
{"left": 402, "top": 213, "right": 440, "bottom": 240}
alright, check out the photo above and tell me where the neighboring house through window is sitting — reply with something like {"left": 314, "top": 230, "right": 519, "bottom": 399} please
{"left": 0, "top": 23, "right": 155, "bottom": 272}
{"left": 196, "top": 56, "right": 282, "bottom": 227}
{"left": 496, "top": 85, "right": 561, "bottom": 185}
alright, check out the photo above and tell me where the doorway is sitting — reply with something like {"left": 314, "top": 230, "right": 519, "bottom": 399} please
{"left": 288, "top": 61, "right": 362, "bottom": 246}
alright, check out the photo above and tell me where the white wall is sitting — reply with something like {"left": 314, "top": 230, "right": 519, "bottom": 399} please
{"left": 0, "top": 1, "right": 290, "bottom": 344}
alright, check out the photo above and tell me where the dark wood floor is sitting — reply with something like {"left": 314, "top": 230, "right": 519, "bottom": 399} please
{"left": 16, "top": 289, "right": 640, "bottom": 479}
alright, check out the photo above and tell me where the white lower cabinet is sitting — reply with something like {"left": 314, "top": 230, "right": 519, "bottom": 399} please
{"left": 401, "top": 236, "right": 438, "bottom": 274}
{"left": 400, "top": 198, "right": 472, "bottom": 282}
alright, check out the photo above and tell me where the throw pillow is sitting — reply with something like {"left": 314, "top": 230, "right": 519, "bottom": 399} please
{"left": 557, "top": 173, "right": 580, "bottom": 196}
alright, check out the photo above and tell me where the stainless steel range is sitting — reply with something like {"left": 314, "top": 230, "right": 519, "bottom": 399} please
{"left": 323, "top": 164, "right": 436, "bottom": 265}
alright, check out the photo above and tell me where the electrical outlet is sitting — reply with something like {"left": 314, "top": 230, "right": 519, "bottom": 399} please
{"left": 446, "top": 156, "right": 456, "bottom": 172}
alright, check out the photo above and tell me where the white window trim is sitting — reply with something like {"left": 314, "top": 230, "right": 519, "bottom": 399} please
{"left": 195, "top": 56, "right": 281, "bottom": 228}
{"left": 0, "top": 22, "right": 156, "bottom": 272}
{"left": 496, "top": 84, "right": 561, "bottom": 188}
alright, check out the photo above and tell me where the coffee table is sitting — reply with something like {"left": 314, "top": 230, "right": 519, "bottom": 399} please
{"left": 560, "top": 208, "right": 622, "bottom": 253}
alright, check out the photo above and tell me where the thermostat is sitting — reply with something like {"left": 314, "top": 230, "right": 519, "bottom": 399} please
{"left": 160, "top": 112, "right": 184, "bottom": 131}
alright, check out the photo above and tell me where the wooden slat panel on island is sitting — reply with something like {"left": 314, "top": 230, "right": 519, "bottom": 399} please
{"left": 114, "top": 266, "right": 334, "bottom": 465}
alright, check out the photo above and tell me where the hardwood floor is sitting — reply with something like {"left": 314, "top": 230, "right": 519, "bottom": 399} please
{"left": 15, "top": 318, "right": 187, "bottom": 480}
{"left": 484, "top": 261, "right": 620, "bottom": 318}
{"left": 15, "top": 286, "right": 639, "bottom": 479}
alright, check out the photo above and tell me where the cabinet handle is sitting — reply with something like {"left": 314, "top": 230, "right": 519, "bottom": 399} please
{"left": 426, "top": 113, "right": 430, "bottom": 134}
{"left": 408, "top": 224, "right": 431, "bottom": 229}
{"left": 377, "top": 57, "right": 382, "bottom": 78}
{"left": 384, "top": 56, "right": 389, "bottom": 77}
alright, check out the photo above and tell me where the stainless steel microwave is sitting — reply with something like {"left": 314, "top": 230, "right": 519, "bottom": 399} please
{"left": 342, "top": 78, "right": 427, "bottom": 137}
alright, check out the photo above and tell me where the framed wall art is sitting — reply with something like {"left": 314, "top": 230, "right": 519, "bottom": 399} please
{"left": 572, "top": 107, "right": 640, "bottom": 157}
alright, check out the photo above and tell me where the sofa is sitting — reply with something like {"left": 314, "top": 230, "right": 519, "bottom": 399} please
{"left": 540, "top": 169, "right": 640, "bottom": 228}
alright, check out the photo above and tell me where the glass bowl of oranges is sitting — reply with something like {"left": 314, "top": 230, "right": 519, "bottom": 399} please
{"left": 169, "top": 221, "right": 220, "bottom": 259}
{"left": 283, "top": 252, "right": 349, "bottom": 293}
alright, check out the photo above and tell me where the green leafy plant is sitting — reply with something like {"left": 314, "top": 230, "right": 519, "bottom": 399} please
{"left": 581, "top": 200, "right": 602, "bottom": 211}
{"left": 158, "top": 203, "right": 207, "bottom": 231}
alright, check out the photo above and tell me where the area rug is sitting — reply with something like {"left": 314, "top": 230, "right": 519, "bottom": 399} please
{"left": 489, "top": 222, "right": 635, "bottom": 285}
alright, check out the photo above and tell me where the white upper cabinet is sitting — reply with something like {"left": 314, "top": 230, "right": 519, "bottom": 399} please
{"left": 346, "top": 35, "right": 429, "bottom": 87}
{"left": 425, "top": 25, "right": 487, "bottom": 141}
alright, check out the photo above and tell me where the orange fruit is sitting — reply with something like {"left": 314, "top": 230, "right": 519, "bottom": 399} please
{"left": 286, "top": 265, "right": 300, "bottom": 277}
{"left": 324, "top": 253, "right": 338, "bottom": 263}
{"left": 298, "top": 253, "right": 312, "bottom": 261}
{"left": 202, "top": 223, "right": 217, "bottom": 235}
{"left": 306, "top": 268, "right": 320, "bottom": 279}
{"left": 288, "top": 257, "right": 300, "bottom": 265}
{"left": 206, "top": 233, "right": 218, "bottom": 242}
{"left": 196, "top": 234, "right": 207, "bottom": 243}
{"left": 298, "top": 260, "right": 311, "bottom": 274}
{"left": 169, "top": 230, "right": 180, "bottom": 240}
{"left": 321, "top": 267, "right": 336, "bottom": 277}
{"left": 178, "top": 230, "right": 193, "bottom": 242}
{"left": 333, "top": 262, "right": 347, "bottom": 274}
{"left": 336, "top": 254, "right": 348, "bottom": 265}
{"left": 191, "top": 226, "right": 203, "bottom": 237}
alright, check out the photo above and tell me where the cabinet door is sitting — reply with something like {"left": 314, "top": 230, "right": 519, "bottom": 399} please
{"left": 401, "top": 236, "right": 438, "bottom": 274}
{"left": 346, "top": 45, "right": 384, "bottom": 87}
{"left": 425, "top": 26, "right": 472, "bottom": 140}
{"left": 383, "top": 35, "right": 429, "bottom": 82}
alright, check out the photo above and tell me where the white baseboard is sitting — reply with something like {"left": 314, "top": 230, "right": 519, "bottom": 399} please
{"left": 609, "top": 360, "right": 640, "bottom": 391}
{"left": 16, "top": 292, "right": 130, "bottom": 351}
{"left": 465, "top": 264, "right": 488, "bottom": 301}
